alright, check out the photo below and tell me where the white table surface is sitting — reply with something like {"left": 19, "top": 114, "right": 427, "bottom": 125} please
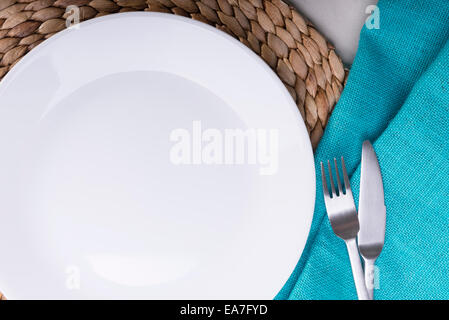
{"left": 288, "top": 0, "right": 379, "bottom": 65}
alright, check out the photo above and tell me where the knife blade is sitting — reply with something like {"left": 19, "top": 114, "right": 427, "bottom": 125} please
{"left": 358, "top": 140, "right": 386, "bottom": 299}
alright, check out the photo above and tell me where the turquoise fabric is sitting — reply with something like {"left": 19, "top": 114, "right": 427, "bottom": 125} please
{"left": 277, "top": 0, "right": 449, "bottom": 299}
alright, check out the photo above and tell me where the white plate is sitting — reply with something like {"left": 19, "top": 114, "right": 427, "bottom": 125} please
{"left": 0, "top": 13, "right": 315, "bottom": 299}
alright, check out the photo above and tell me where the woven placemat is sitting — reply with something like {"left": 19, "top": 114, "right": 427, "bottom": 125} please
{"left": 0, "top": 0, "right": 347, "bottom": 150}
{"left": 0, "top": 1, "right": 347, "bottom": 299}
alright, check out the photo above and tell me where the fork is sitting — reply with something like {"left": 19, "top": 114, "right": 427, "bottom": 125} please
{"left": 320, "top": 157, "right": 369, "bottom": 300}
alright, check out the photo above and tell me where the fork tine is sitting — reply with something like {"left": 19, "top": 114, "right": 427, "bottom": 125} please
{"left": 341, "top": 156, "right": 351, "bottom": 192}
{"left": 333, "top": 158, "right": 342, "bottom": 195}
{"left": 320, "top": 162, "right": 330, "bottom": 199}
{"left": 327, "top": 160, "right": 336, "bottom": 196}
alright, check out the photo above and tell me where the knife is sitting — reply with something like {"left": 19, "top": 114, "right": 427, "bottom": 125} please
{"left": 358, "top": 140, "right": 386, "bottom": 300}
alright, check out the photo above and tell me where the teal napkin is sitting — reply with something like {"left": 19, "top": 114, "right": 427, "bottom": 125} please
{"left": 277, "top": 0, "right": 449, "bottom": 299}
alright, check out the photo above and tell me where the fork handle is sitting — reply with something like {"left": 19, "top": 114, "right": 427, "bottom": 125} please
{"left": 345, "top": 239, "right": 370, "bottom": 300}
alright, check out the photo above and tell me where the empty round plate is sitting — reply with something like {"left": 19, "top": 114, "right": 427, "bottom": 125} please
{"left": 0, "top": 12, "right": 315, "bottom": 299}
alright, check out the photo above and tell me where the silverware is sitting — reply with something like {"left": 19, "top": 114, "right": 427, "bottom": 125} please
{"left": 320, "top": 157, "right": 369, "bottom": 300}
{"left": 358, "top": 141, "right": 386, "bottom": 299}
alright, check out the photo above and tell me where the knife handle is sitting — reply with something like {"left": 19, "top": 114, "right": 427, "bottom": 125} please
{"left": 345, "top": 238, "right": 370, "bottom": 300}
{"left": 364, "top": 258, "right": 376, "bottom": 300}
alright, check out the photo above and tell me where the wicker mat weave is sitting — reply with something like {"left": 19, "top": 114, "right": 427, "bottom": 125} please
{"left": 0, "top": 1, "right": 348, "bottom": 300}
{"left": 0, "top": 0, "right": 347, "bottom": 149}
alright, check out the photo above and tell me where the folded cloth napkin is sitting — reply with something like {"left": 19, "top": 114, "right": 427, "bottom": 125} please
{"left": 277, "top": 0, "right": 449, "bottom": 299}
